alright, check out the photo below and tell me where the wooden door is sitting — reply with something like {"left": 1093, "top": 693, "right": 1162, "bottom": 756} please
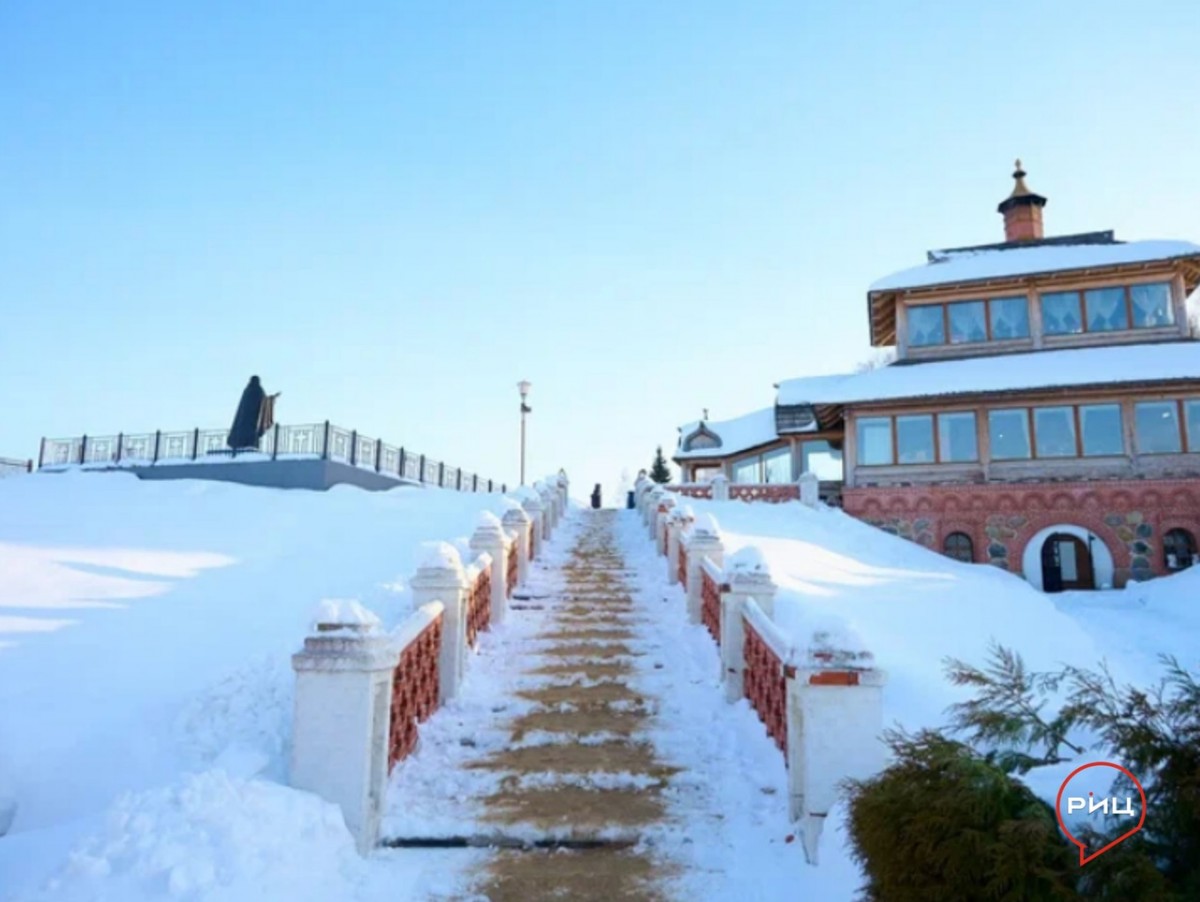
{"left": 1041, "top": 534, "right": 1095, "bottom": 592}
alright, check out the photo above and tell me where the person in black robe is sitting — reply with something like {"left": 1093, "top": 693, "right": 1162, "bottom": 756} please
{"left": 227, "top": 376, "right": 267, "bottom": 451}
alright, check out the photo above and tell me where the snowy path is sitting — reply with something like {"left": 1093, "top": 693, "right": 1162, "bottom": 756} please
{"left": 383, "top": 509, "right": 844, "bottom": 900}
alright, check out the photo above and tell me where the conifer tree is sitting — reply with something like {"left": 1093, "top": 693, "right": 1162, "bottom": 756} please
{"left": 649, "top": 446, "right": 671, "bottom": 484}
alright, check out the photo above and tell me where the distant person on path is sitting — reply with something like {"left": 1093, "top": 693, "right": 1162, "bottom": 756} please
{"left": 227, "top": 375, "right": 280, "bottom": 452}
{"left": 591, "top": 483, "right": 602, "bottom": 509}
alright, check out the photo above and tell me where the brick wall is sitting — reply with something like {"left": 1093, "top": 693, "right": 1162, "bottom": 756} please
{"left": 842, "top": 478, "right": 1200, "bottom": 587}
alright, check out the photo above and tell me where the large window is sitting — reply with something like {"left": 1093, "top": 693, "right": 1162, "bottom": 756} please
{"left": 763, "top": 446, "right": 791, "bottom": 483}
{"left": 1135, "top": 402, "right": 1183, "bottom": 454}
{"left": 896, "top": 415, "right": 935, "bottom": 464}
{"left": 906, "top": 296, "right": 1030, "bottom": 348}
{"left": 1080, "top": 404, "right": 1124, "bottom": 456}
{"left": 732, "top": 456, "right": 761, "bottom": 484}
{"left": 988, "top": 409, "right": 1032, "bottom": 460}
{"left": 857, "top": 418, "right": 894, "bottom": 466}
{"left": 1033, "top": 406, "right": 1077, "bottom": 458}
{"left": 1042, "top": 281, "right": 1174, "bottom": 337}
{"left": 907, "top": 306, "right": 945, "bottom": 347}
{"left": 938, "top": 412, "right": 978, "bottom": 462}
{"left": 801, "top": 440, "right": 843, "bottom": 481}
{"left": 857, "top": 412, "right": 978, "bottom": 466}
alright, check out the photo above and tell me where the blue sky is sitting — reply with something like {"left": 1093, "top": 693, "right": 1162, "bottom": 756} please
{"left": 2, "top": 2, "right": 1198, "bottom": 496}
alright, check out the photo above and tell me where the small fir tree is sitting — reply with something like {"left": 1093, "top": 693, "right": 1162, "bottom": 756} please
{"left": 649, "top": 446, "right": 671, "bottom": 484}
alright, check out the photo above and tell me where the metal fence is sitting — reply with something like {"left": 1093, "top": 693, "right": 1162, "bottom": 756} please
{"left": 37, "top": 422, "right": 506, "bottom": 493}
{"left": 0, "top": 456, "right": 32, "bottom": 478}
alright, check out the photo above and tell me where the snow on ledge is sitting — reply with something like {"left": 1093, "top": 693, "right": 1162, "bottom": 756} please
{"left": 418, "top": 541, "right": 464, "bottom": 573}
{"left": 777, "top": 341, "right": 1200, "bottom": 407}
{"left": 311, "top": 599, "right": 381, "bottom": 635}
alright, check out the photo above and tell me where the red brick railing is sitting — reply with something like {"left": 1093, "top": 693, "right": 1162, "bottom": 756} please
{"left": 678, "top": 543, "right": 688, "bottom": 589}
{"left": 730, "top": 484, "right": 800, "bottom": 503}
{"left": 388, "top": 609, "right": 443, "bottom": 770}
{"left": 506, "top": 541, "right": 518, "bottom": 598}
{"left": 743, "top": 605, "right": 791, "bottom": 754}
{"left": 701, "top": 559, "right": 723, "bottom": 644}
{"left": 667, "top": 483, "right": 714, "bottom": 500}
{"left": 466, "top": 564, "right": 492, "bottom": 648}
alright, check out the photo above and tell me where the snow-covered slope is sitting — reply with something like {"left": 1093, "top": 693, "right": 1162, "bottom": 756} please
{"left": 680, "top": 499, "right": 1199, "bottom": 728}
{"left": 0, "top": 471, "right": 514, "bottom": 898}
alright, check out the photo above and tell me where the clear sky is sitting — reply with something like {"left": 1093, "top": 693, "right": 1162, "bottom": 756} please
{"left": 2, "top": 2, "right": 1198, "bottom": 499}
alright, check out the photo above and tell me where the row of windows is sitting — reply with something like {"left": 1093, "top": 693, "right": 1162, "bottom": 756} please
{"left": 907, "top": 281, "right": 1174, "bottom": 348}
{"left": 941, "top": 528, "right": 1197, "bottom": 570}
{"left": 727, "top": 441, "right": 845, "bottom": 483}
{"left": 857, "top": 399, "right": 1200, "bottom": 466}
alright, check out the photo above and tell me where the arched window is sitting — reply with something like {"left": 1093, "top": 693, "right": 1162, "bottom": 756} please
{"left": 943, "top": 532, "right": 974, "bottom": 563}
{"left": 1163, "top": 528, "right": 1197, "bottom": 570}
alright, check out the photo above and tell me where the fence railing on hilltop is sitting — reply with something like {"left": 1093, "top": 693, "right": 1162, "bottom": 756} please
{"left": 0, "top": 457, "right": 33, "bottom": 478}
{"left": 37, "top": 422, "right": 505, "bottom": 493}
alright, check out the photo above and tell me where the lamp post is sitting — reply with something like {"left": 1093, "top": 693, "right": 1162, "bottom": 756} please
{"left": 518, "top": 380, "right": 532, "bottom": 486}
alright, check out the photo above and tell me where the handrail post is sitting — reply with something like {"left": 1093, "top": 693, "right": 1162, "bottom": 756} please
{"left": 374, "top": 439, "right": 382, "bottom": 472}
{"left": 398, "top": 447, "right": 406, "bottom": 477}
{"left": 419, "top": 453, "right": 426, "bottom": 483}
{"left": 321, "top": 421, "right": 331, "bottom": 459}
{"left": 79, "top": 434, "right": 88, "bottom": 465}
{"left": 37, "top": 438, "right": 45, "bottom": 470}
{"left": 349, "top": 430, "right": 358, "bottom": 466}
{"left": 438, "top": 462, "right": 445, "bottom": 487}
{"left": 272, "top": 423, "right": 281, "bottom": 460}
{"left": 115, "top": 432, "right": 124, "bottom": 464}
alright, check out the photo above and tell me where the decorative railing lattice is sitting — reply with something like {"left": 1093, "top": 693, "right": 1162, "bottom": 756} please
{"left": 743, "top": 618, "right": 789, "bottom": 754}
{"left": 678, "top": 544, "right": 688, "bottom": 589}
{"left": 701, "top": 564, "right": 722, "bottom": 644}
{"left": 466, "top": 567, "right": 492, "bottom": 648}
{"left": 388, "top": 614, "right": 443, "bottom": 770}
{"left": 506, "top": 542, "right": 518, "bottom": 599}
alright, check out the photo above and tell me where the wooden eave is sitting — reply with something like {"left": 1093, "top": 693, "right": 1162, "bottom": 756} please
{"left": 867, "top": 254, "right": 1200, "bottom": 348}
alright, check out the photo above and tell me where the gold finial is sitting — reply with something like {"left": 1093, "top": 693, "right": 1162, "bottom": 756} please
{"left": 1010, "top": 158, "right": 1032, "bottom": 198}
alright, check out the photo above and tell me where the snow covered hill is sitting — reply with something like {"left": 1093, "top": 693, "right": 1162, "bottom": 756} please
{"left": 1, "top": 474, "right": 1195, "bottom": 901}
{"left": 0, "top": 471, "right": 515, "bottom": 898}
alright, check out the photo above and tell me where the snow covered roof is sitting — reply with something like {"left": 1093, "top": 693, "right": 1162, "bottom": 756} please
{"left": 777, "top": 341, "right": 1200, "bottom": 407}
{"left": 675, "top": 407, "right": 778, "bottom": 460}
{"left": 869, "top": 239, "right": 1200, "bottom": 294}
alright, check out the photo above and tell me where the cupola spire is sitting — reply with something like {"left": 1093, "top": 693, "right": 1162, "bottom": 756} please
{"left": 997, "top": 158, "right": 1047, "bottom": 242}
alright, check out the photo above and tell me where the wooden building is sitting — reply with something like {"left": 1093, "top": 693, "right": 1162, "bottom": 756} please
{"left": 674, "top": 164, "right": 1200, "bottom": 591}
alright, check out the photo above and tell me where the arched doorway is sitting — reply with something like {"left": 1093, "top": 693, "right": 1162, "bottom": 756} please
{"left": 1040, "top": 533, "right": 1095, "bottom": 593}
{"left": 1022, "top": 524, "right": 1114, "bottom": 592}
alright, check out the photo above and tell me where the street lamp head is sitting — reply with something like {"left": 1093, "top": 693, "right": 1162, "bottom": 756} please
{"left": 517, "top": 380, "right": 532, "bottom": 399}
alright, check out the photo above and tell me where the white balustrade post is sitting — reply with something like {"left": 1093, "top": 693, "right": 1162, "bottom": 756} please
{"left": 409, "top": 543, "right": 468, "bottom": 703}
{"left": 721, "top": 547, "right": 777, "bottom": 702}
{"left": 522, "top": 491, "right": 545, "bottom": 559}
{"left": 290, "top": 600, "right": 395, "bottom": 855}
{"left": 538, "top": 482, "right": 557, "bottom": 537}
{"left": 711, "top": 473, "right": 729, "bottom": 502}
{"left": 656, "top": 494, "right": 676, "bottom": 556}
{"left": 645, "top": 486, "right": 663, "bottom": 531}
{"left": 788, "top": 648, "right": 886, "bottom": 865}
{"left": 502, "top": 503, "right": 532, "bottom": 588}
{"left": 799, "top": 471, "right": 820, "bottom": 507}
{"left": 557, "top": 470, "right": 569, "bottom": 515}
{"left": 470, "top": 511, "right": 509, "bottom": 626}
{"left": 666, "top": 509, "right": 683, "bottom": 585}
{"left": 685, "top": 514, "right": 724, "bottom": 624}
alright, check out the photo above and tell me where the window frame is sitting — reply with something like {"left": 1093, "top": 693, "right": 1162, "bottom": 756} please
{"left": 906, "top": 296, "right": 1032, "bottom": 348}
{"left": 1040, "top": 281, "right": 1175, "bottom": 337}
{"left": 857, "top": 411, "right": 979, "bottom": 467}
{"left": 1132, "top": 398, "right": 1200, "bottom": 455}
{"left": 1078, "top": 403, "right": 1125, "bottom": 458}
{"left": 943, "top": 531, "right": 974, "bottom": 563}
